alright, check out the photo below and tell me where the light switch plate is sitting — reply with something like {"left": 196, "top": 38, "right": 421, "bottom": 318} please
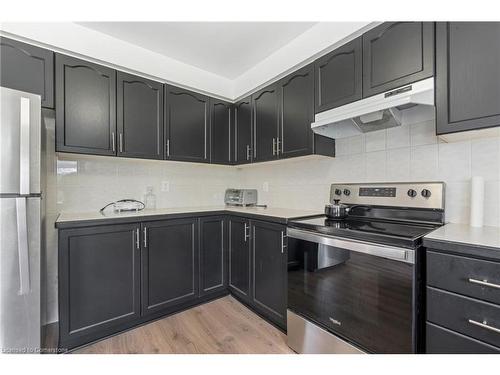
{"left": 161, "top": 181, "right": 170, "bottom": 192}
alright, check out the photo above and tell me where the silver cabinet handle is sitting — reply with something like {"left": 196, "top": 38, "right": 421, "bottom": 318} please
{"left": 112, "top": 132, "right": 116, "bottom": 153}
{"left": 119, "top": 133, "right": 123, "bottom": 153}
{"left": 143, "top": 227, "right": 148, "bottom": 248}
{"left": 244, "top": 223, "right": 250, "bottom": 242}
{"left": 272, "top": 138, "right": 277, "bottom": 155}
{"left": 246, "top": 145, "right": 251, "bottom": 161}
{"left": 166, "top": 139, "right": 170, "bottom": 157}
{"left": 16, "top": 197, "right": 30, "bottom": 295}
{"left": 281, "top": 231, "right": 287, "bottom": 254}
{"left": 276, "top": 138, "right": 281, "bottom": 156}
{"left": 19, "top": 97, "right": 30, "bottom": 195}
{"left": 135, "top": 228, "right": 140, "bottom": 250}
{"left": 468, "top": 278, "right": 500, "bottom": 289}
{"left": 468, "top": 319, "right": 500, "bottom": 334}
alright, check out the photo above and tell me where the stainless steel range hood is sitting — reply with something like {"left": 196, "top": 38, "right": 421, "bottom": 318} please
{"left": 312, "top": 78, "right": 434, "bottom": 139}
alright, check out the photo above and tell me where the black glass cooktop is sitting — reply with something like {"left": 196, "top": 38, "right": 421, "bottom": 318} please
{"left": 288, "top": 215, "right": 439, "bottom": 249}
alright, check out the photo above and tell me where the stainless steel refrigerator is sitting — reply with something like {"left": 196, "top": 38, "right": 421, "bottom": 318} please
{"left": 0, "top": 86, "right": 41, "bottom": 353}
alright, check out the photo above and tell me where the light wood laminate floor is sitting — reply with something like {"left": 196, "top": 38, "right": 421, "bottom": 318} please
{"left": 74, "top": 296, "right": 294, "bottom": 354}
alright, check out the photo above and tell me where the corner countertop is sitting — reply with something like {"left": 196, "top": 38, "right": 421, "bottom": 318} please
{"left": 423, "top": 223, "right": 500, "bottom": 260}
{"left": 55, "top": 206, "right": 322, "bottom": 228}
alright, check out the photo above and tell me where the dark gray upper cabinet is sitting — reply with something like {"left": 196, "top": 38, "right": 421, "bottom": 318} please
{"left": 116, "top": 71, "right": 164, "bottom": 160}
{"left": 210, "top": 98, "right": 232, "bottom": 164}
{"left": 228, "top": 217, "right": 251, "bottom": 303}
{"left": 314, "top": 37, "right": 362, "bottom": 113}
{"left": 0, "top": 37, "right": 54, "bottom": 108}
{"left": 279, "top": 64, "right": 314, "bottom": 158}
{"left": 58, "top": 223, "right": 141, "bottom": 349}
{"left": 252, "top": 84, "right": 279, "bottom": 162}
{"left": 141, "top": 218, "right": 198, "bottom": 317}
{"left": 436, "top": 22, "right": 500, "bottom": 135}
{"left": 165, "top": 85, "right": 210, "bottom": 163}
{"left": 234, "top": 97, "right": 253, "bottom": 164}
{"left": 362, "top": 22, "right": 434, "bottom": 97}
{"left": 199, "top": 216, "right": 227, "bottom": 296}
{"left": 251, "top": 220, "right": 287, "bottom": 329}
{"left": 55, "top": 54, "right": 116, "bottom": 156}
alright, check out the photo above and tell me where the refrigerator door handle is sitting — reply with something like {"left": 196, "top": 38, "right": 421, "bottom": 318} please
{"left": 16, "top": 197, "right": 31, "bottom": 295}
{"left": 19, "top": 97, "right": 31, "bottom": 195}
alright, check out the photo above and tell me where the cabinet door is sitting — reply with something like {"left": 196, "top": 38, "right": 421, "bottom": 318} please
{"left": 279, "top": 64, "right": 314, "bottom": 158}
{"left": 251, "top": 220, "right": 287, "bottom": 329}
{"left": 314, "top": 37, "right": 362, "bottom": 113}
{"left": 228, "top": 217, "right": 251, "bottom": 303}
{"left": 210, "top": 99, "right": 232, "bottom": 164}
{"left": 165, "top": 85, "right": 210, "bottom": 163}
{"left": 141, "top": 218, "right": 198, "bottom": 316}
{"left": 234, "top": 97, "right": 253, "bottom": 164}
{"left": 58, "top": 223, "right": 141, "bottom": 349}
{"left": 252, "top": 85, "right": 279, "bottom": 162}
{"left": 0, "top": 37, "right": 54, "bottom": 108}
{"left": 116, "top": 71, "right": 164, "bottom": 159}
{"left": 55, "top": 54, "right": 116, "bottom": 156}
{"left": 363, "top": 22, "right": 434, "bottom": 97}
{"left": 199, "top": 216, "right": 227, "bottom": 296}
{"left": 436, "top": 22, "right": 500, "bottom": 135}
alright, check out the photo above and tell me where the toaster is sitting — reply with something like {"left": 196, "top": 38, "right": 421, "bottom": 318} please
{"left": 224, "top": 189, "right": 258, "bottom": 206}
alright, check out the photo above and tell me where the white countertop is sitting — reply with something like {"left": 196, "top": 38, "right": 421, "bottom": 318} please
{"left": 424, "top": 223, "right": 500, "bottom": 249}
{"left": 55, "top": 206, "right": 321, "bottom": 224}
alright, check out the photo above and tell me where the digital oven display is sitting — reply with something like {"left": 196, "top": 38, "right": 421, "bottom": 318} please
{"left": 359, "top": 187, "right": 396, "bottom": 197}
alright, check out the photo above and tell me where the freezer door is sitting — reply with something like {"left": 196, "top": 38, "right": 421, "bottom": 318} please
{"left": 0, "top": 87, "right": 41, "bottom": 194}
{"left": 0, "top": 197, "right": 41, "bottom": 353}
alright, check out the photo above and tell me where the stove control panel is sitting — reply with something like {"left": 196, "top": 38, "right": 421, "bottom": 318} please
{"left": 330, "top": 182, "right": 445, "bottom": 210}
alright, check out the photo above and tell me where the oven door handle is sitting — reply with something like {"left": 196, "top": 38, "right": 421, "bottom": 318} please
{"left": 286, "top": 228, "right": 415, "bottom": 264}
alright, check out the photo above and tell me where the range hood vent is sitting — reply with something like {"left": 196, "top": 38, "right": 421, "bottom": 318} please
{"left": 312, "top": 78, "right": 434, "bottom": 139}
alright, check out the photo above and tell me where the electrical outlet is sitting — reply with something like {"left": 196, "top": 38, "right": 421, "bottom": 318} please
{"left": 161, "top": 181, "right": 170, "bottom": 192}
{"left": 262, "top": 182, "right": 269, "bottom": 192}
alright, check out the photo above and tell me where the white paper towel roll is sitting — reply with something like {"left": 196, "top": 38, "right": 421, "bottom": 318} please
{"left": 470, "top": 176, "right": 485, "bottom": 227}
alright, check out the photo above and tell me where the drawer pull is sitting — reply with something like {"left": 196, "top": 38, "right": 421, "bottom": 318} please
{"left": 468, "top": 319, "right": 500, "bottom": 334}
{"left": 468, "top": 278, "right": 500, "bottom": 289}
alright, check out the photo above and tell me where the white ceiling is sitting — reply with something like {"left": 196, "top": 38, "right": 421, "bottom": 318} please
{"left": 76, "top": 22, "right": 317, "bottom": 79}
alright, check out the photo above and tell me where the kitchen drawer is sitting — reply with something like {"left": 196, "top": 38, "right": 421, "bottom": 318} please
{"left": 426, "top": 322, "right": 500, "bottom": 353}
{"left": 427, "top": 251, "right": 500, "bottom": 305}
{"left": 427, "top": 287, "right": 500, "bottom": 348}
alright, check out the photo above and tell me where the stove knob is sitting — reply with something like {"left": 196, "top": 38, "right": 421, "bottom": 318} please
{"left": 421, "top": 189, "right": 432, "bottom": 198}
{"left": 343, "top": 189, "right": 351, "bottom": 196}
{"left": 335, "top": 189, "right": 342, "bottom": 196}
{"left": 407, "top": 189, "right": 417, "bottom": 198}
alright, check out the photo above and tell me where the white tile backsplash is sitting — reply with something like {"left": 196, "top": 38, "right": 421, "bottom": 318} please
{"left": 365, "top": 130, "right": 386, "bottom": 152}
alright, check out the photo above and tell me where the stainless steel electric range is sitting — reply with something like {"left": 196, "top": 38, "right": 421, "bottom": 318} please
{"left": 286, "top": 182, "right": 445, "bottom": 354}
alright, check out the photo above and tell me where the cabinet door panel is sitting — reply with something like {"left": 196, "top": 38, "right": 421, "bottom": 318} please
{"left": 363, "top": 22, "right": 434, "bottom": 97}
{"left": 0, "top": 37, "right": 54, "bottom": 108}
{"left": 58, "top": 224, "right": 140, "bottom": 348}
{"left": 117, "top": 72, "right": 163, "bottom": 159}
{"left": 210, "top": 99, "right": 232, "bottom": 164}
{"left": 234, "top": 98, "right": 253, "bottom": 164}
{"left": 436, "top": 22, "right": 500, "bottom": 134}
{"left": 55, "top": 54, "right": 116, "bottom": 155}
{"left": 252, "top": 220, "right": 287, "bottom": 329}
{"left": 165, "top": 85, "right": 209, "bottom": 162}
{"left": 315, "top": 37, "right": 362, "bottom": 112}
{"left": 200, "top": 216, "right": 227, "bottom": 295}
{"left": 279, "top": 64, "right": 314, "bottom": 158}
{"left": 141, "top": 219, "right": 198, "bottom": 316}
{"left": 228, "top": 217, "right": 251, "bottom": 302}
{"left": 252, "top": 85, "right": 279, "bottom": 162}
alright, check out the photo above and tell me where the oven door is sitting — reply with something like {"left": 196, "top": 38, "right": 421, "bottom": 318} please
{"left": 287, "top": 228, "right": 415, "bottom": 354}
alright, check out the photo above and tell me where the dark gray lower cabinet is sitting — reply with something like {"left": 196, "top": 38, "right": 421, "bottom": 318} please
{"left": 199, "top": 216, "right": 227, "bottom": 295}
{"left": 436, "top": 22, "right": 500, "bottom": 134}
{"left": 228, "top": 217, "right": 252, "bottom": 303}
{"left": 0, "top": 36, "right": 54, "bottom": 108}
{"left": 141, "top": 218, "right": 198, "bottom": 316}
{"left": 58, "top": 223, "right": 141, "bottom": 349}
{"left": 251, "top": 221, "right": 287, "bottom": 329}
